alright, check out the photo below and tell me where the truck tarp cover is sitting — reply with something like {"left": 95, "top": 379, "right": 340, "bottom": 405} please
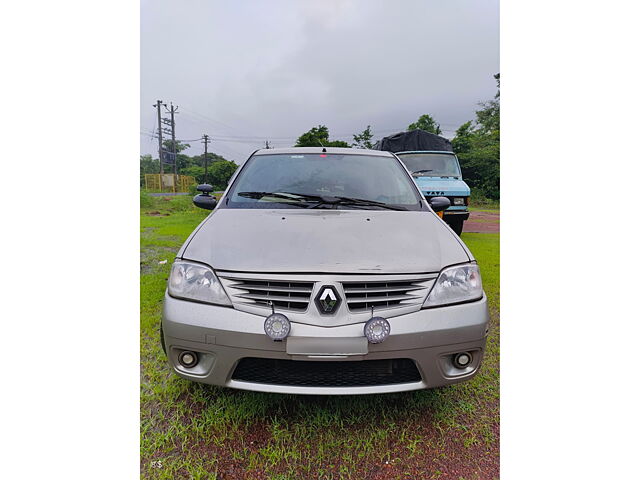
{"left": 373, "top": 129, "right": 453, "bottom": 153}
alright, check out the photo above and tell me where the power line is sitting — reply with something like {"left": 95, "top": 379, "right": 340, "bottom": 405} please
{"left": 149, "top": 112, "right": 157, "bottom": 146}
{"left": 180, "top": 104, "right": 468, "bottom": 139}
{"left": 180, "top": 106, "right": 243, "bottom": 134}
{"left": 143, "top": 122, "right": 462, "bottom": 145}
{"left": 180, "top": 107, "right": 300, "bottom": 141}
{"left": 141, "top": 129, "right": 460, "bottom": 146}
{"left": 148, "top": 104, "right": 468, "bottom": 143}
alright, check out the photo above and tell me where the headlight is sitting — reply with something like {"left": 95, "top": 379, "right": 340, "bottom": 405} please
{"left": 168, "top": 260, "right": 231, "bottom": 306}
{"left": 423, "top": 263, "right": 483, "bottom": 308}
{"left": 453, "top": 197, "right": 466, "bottom": 206}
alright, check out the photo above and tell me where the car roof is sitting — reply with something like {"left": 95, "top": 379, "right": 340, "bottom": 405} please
{"left": 252, "top": 147, "right": 394, "bottom": 157}
{"left": 395, "top": 150, "right": 456, "bottom": 155}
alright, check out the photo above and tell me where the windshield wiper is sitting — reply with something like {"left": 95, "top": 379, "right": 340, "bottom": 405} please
{"left": 237, "top": 191, "right": 320, "bottom": 207}
{"left": 310, "top": 195, "right": 408, "bottom": 211}
{"left": 237, "top": 191, "right": 407, "bottom": 210}
{"left": 238, "top": 191, "right": 310, "bottom": 200}
{"left": 411, "top": 169, "right": 433, "bottom": 176}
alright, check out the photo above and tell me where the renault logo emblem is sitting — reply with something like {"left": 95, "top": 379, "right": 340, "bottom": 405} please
{"left": 314, "top": 285, "right": 341, "bottom": 315}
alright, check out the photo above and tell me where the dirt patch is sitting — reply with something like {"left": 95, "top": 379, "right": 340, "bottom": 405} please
{"left": 146, "top": 211, "right": 170, "bottom": 217}
{"left": 464, "top": 211, "right": 500, "bottom": 234}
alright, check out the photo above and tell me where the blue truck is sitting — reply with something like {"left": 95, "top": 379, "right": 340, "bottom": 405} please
{"left": 374, "top": 130, "right": 470, "bottom": 235}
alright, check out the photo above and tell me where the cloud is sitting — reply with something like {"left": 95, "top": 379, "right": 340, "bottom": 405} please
{"left": 141, "top": 0, "right": 499, "bottom": 162}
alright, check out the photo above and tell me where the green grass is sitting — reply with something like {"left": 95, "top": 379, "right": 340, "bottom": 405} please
{"left": 468, "top": 207, "right": 500, "bottom": 215}
{"left": 469, "top": 193, "right": 500, "bottom": 210}
{"left": 140, "top": 197, "right": 500, "bottom": 479}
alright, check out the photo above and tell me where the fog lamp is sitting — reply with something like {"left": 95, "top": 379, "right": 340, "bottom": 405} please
{"left": 453, "top": 352, "right": 472, "bottom": 369}
{"left": 264, "top": 313, "right": 291, "bottom": 341}
{"left": 364, "top": 317, "right": 390, "bottom": 344}
{"left": 178, "top": 351, "right": 198, "bottom": 368}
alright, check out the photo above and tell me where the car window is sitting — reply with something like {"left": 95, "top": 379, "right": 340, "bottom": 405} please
{"left": 397, "top": 153, "right": 461, "bottom": 177}
{"left": 226, "top": 153, "right": 423, "bottom": 209}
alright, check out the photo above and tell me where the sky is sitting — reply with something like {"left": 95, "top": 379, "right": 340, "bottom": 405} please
{"left": 140, "top": 0, "right": 499, "bottom": 164}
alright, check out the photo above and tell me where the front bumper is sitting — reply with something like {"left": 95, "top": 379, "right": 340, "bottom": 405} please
{"left": 443, "top": 208, "right": 469, "bottom": 221}
{"left": 162, "top": 292, "right": 489, "bottom": 395}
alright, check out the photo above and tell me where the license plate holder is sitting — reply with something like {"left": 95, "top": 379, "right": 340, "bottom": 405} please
{"left": 286, "top": 337, "right": 368, "bottom": 356}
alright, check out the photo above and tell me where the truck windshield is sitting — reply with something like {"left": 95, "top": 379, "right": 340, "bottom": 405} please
{"left": 226, "top": 153, "right": 422, "bottom": 210}
{"left": 397, "top": 153, "right": 461, "bottom": 177}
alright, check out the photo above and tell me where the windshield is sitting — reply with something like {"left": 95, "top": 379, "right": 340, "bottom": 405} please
{"left": 226, "top": 153, "right": 422, "bottom": 209}
{"left": 397, "top": 153, "right": 461, "bottom": 177}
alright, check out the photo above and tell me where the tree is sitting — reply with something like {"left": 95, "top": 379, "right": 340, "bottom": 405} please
{"left": 451, "top": 122, "right": 473, "bottom": 155}
{"left": 141, "top": 146, "right": 238, "bottom": 191}
{"left": 192, "top": 152, "right": 226, "bottom": 167}
{"left": 452, "top": 74, "right": 500, "bottom": 200}
{"left": 295, "top": 125, "right": 350, "bottom": 148}
{"left": 162, "top": 139, "right": 190, "bottom": 154}
{"left": 408, "top": 114, "right": 442, "bottom": 135}
{"left": 181, "top": 159, "right": 238, "bottom": 190}
{"left": 207, "top": 160, "right": 238, "bottom": 190}
{"left": 140, "top": 154, "right": 160, "bottom": 186}
{"left": 325, "top": 139, "right": 350, "bottom": 147}
{"left": 475, "top": 100, "right": 499, "bottom": 134}
{"left": 352, "top": 125, "right": 374, "bottom": 149}
{"left": 161, "top": 140, "right": 192, "bottom": 170}
{"left": 175, "top": 153, "right": 193, "bottom": 171}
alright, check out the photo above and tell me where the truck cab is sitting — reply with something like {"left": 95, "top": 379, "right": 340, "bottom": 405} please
{"left": 395, "top": 150, "right": 470, "bottom": 235}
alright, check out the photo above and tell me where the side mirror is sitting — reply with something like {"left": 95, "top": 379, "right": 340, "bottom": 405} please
{"left": 193, "top": 184, "right": 217, "bottom": 210}
{"left": 193, "top": 194, "right": 217, "bottom": 210}
{"left": 197, "top": 184, "right": 214, "bottom": 193}
{"left": 427, "top": 196, "right": 451, "bottom": 212}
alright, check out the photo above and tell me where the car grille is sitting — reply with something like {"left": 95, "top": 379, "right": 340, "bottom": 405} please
{"left": 342, "top": 278, "right": 431, "bottom": 313}
{"left": 423, "top": 195, "right": 467, "bottom": 207}
{"left": 232, "top": 358, "right": 422, "bottom": 387}
{"left": 219, "top": 277, "right": 314, "bottom": 312}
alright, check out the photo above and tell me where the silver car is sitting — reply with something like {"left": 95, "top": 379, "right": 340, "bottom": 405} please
{"left": 162, "top": 147, "right": 489, "bottom": 395}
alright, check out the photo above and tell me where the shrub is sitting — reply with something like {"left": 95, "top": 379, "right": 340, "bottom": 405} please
{"left": 470, "top": 190, "right": 500, "bottom": 209}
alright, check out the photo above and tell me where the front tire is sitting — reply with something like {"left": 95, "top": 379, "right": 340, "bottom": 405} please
{"left": 447, "top": 218, "right": 464, "bottom": 236}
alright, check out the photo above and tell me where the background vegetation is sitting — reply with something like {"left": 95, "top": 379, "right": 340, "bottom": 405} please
{"left": 140, "top": 74, "right": 500, "bottom": 200}
{"left": 140, "top": 143, "right": 238, "bottom": 191}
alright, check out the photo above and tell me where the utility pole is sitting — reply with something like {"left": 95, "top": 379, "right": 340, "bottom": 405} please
{"left": 202, "top": 134, "right": 211, "bottom": 184}
{"left": 164, "top": 103, "right": 179, "bottom": 176}
{"left": 154, "top": 100, "right": 164, "bottom": 174}
{"left": 162, "top": 102, "right": 178, "bottom": 193}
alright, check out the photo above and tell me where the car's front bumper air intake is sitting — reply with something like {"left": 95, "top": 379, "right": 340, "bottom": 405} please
{"left": 231, "top": 357, "right": 422, "bottom": 387}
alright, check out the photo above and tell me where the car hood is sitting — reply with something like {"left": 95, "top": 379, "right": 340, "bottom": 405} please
{"left": 413, "top": 177, "right": 470, "bottom": 196}
{"left": 181, "top": 209, "right": 470, "bottom": 274}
